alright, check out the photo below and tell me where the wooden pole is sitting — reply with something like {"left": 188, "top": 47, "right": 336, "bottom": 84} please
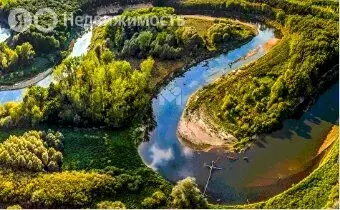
{"left": 203, "top": 161, "right": 222, "bottom": 196}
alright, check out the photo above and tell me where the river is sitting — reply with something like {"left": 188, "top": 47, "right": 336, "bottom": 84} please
{"left": 138, "top": 25, "right": 339, "bottom": 204}
{"left": 0, "top": 24, "right": 10, "bottom": 43}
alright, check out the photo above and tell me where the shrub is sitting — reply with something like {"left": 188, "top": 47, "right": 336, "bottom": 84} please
{"left": 96, "top": 201, "right": 126, "bottom": 209}
{"left": 171, "top": 177, "right": 208, "bottom": 209}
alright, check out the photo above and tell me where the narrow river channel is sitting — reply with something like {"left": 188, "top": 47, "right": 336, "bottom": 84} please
{"left": 138, "top": 25, "right": 339, "bottom": 204}
{"left": 0, "top": 27, "right": 93, "bottom": 104}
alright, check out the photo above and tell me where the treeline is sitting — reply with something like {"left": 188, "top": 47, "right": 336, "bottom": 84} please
{"left": 248, "top": 0, "right": 338, "bottom": 20}
{"left": 81, "top": 0, "right": 153, "bottom": 10}
{"left": 0, "top": 166, "right": 207, "bottom": 208}
{"left": 205, "top": 19, "right": 255, "bottom": 48}
{"left": 175, "top": 0, "right": 277, "bottom": 21}
{"left": 0, "top": 170, "right": 116, "bottom": 208}
{"left": 177, "top": 0, "right": 337, "bottom": 21}
{"left": 4, "top": 0, "right": 84, "bottom": 55}
{"left": 0, "top": 130, "right": 63, "bottom": 172}
{"left": 0, "top": 8, "right": 255, "bottom": 128}
{"left": 0, "top": 42, "right": 35, "bottom": 73}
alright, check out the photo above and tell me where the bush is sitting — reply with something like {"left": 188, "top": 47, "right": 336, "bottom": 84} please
{"left": 171, "top": 177, "right": 208, "bottom": 209}
{"left": 142, "top": 191, "right": 166, "bottom": 208}
{"left": 6, "top": 205, "right": 22, "bottom": 209}
{"left": 96, "top": 201, "right": 126, "bottom": 209}
{"left": 0, "top": 130, "right": 63, "bottom": 172}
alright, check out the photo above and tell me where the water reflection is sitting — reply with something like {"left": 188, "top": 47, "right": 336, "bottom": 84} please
{"left": 149, "top": 144, "right": 174, "bottom": 169}
{"left": 70, "top": 31, "right": 93, "bottom": 57}
{"left": 0, "top": 16, "right": 115, "bottom": 105}
{"left": 0, "top": 25, "right": 10, "bottom": 43}
{"left": 0, "top": 89, "right": 24, "bottom": 104}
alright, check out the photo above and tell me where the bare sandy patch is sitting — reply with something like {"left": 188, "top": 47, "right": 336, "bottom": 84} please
{"left": 264, "top": 38, "right": 280, "bottom": 52}
{"left": 317, "top": 125, "right": 338, "bottom": 156}
{"left": 177, "top": 96, "right": 237, "bottom": 152}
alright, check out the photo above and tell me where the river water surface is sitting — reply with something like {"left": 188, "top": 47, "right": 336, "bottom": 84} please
{"left": 0, "top": 24, "right": 10, "bottom": 43}
{"left": 138, "top": 26, "right": 339, "bottom": 204}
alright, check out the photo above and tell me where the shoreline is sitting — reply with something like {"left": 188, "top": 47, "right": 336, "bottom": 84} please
{"left": 177, "top": 102, "right": 237, "bottom": 153}
{"left": 177, "top": 37, "right": 281, "bottom": 153}
{"left": 316, "top": 125, "right": 339, "bottom": 156}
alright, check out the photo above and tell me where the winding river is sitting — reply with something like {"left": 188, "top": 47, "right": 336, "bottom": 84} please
{"left": 138, "top": 25, "right": 339, "bottom": 204}
{"left": 0, "top": 21, "right": 338, "bottom": 205}
{"left": 0, "top": 28, "right": 93, "bottom": 104}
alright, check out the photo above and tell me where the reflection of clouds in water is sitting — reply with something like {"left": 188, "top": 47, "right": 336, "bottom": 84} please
{"left": 178, "top": 167, "right": 195, "bottom": 179}
{"left": 0, "top": 90, "right": 24, "bottom": 104}
{"left": 70, "top": 31, "right": 93, "bottom": 57}
{"left": 149, "top": 144, "right": 174, "bottom": 169}
{"left": 0, "top": 27, "right": 10, "bottom": 43}
{"left": 188, "top": 80, "right": 199, "bottom": 89}
{"left": 182, "top": 146, "right": 194, "bottom": 158}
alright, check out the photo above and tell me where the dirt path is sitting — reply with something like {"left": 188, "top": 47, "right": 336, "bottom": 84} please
{"left": 0, "top": 68, "right": 53, "bottom": 91}
{"left": 181, "top": 15, "right": 258, "bottom": 30}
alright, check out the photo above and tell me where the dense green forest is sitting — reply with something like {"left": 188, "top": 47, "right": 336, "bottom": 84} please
{"left": 106, "top": 7, "right": 254, "bottom": 59}
{"left": 0, "top": 42, "right": 35, "bottom": 72}
{"left": 0, "top": 0, "right": 83, "bottom": 84}
{"left": 0, "top": 130, "right": 63, "bottom": 172}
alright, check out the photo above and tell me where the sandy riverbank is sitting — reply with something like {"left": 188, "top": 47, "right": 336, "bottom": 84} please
{"left": 317, "top": 125, "right": 338, "bottom": 156}
{"left": 177, "top": 96, "right": 238, "bottom": 152}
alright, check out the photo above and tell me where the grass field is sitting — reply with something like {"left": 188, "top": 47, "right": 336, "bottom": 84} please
{"left": 61, "top": 128, "right": 144, "bottom": 170}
